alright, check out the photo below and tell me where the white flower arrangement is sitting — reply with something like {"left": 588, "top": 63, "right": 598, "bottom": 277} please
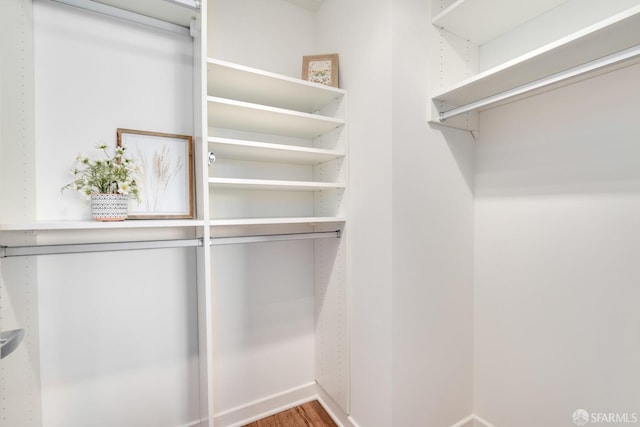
{"left": 62, "top": 143, "right": 142, "bottom": 202}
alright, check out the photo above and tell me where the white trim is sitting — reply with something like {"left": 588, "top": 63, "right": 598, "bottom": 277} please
{"left": 213, "top": 382, "right": 317, "bottom": 427}
{"left": 450, "top": 414, "right": 475, "bottom": 427}
{"left": 213, "top": 381, "right": 355, "bottom": 427}
{"left": 474, "top": 414, "right": 497, "bottom": 427}
{"left": 176, "top": 420, "right": 204, "bottom": 427}
{"left": 451, "top": 414, "right": 497, "bottom": 427}
{"left": 316, "top": 384, "right": 353, "bottom": 427}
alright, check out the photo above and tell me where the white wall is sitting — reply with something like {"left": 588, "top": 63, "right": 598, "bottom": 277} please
{"left": 31, "top": 2, "right": 200, "bottom": 426}
{"left": 315, "top": 1, "right": 475, "bottom": 426}
{"left": 208, "top": 0, "right": 315, "bottom": 77}
{"left": 474, "top": 62, "right": 640, "bottom": 426}
{"left": 391, "top": 0, "right": 475, "bottom": 425}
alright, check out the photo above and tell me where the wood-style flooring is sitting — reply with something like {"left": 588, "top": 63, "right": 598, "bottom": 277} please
{"left": 243, "top": 400, "right": 338, "bottom": 427}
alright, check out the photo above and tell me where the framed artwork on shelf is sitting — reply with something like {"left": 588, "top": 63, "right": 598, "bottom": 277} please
{"left": 117, "top": 128, "right": 194, "bottom": 219}
{"left": 302, "top": 53, "right": 339, "bottom": 87}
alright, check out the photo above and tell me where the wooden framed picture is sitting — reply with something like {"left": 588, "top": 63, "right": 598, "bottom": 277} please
{"left": 302, "top": 53, "right": 339, "bottom": 87}
{"left": 117, "top": 128, "right": 194, "bottom": 219}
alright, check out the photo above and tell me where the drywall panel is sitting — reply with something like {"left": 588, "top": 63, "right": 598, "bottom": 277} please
{"left": 475, "top": 62, "right": 640, "bottom": 426}
{"left": 207, "top": 0, "right": 315, "bottom": 78}
{"left": 33, "top": 0, "right": 194, "bottom": 221}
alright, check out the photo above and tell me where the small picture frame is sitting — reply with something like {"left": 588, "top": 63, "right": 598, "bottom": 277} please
{"left": 302, "top": 53, "right": 339, "bottom": 87}
{"left": 117, "top": 128, "right": 194, "bottom": 219}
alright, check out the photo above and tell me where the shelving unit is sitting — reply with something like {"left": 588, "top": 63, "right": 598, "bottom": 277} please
{"left": 207, "top": 58, "right": 347, "bottom": 230}
{"left": 1, "top": 1, "right": 213, "bottom": 426}
{"left": 429, "top": 2, "right": 640, "bottom": 130}
{"left": 206, "top": 58, "right": 350, "bottom": 422}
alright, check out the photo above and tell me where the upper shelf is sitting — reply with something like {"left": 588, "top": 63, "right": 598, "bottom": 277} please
{"left": 207, "top": 58, "right": 345, "bottom": 113}
{"left": 432, "top": 5, "right": 640, "bottom": 120}
{"left": 208, "top": 97, "right": 345, "bottom": 138}
{"left": 432, "top": 0, "right": 566, "bottom": 45}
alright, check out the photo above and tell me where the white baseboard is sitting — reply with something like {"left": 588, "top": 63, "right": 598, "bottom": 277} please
{"left": 473, "top": 414, "right": 496, "bottom": 427}
{"left": 315, "top": 383, "right": 354, "bottom": 427}
{"left": 177, "top": 420, "right": 205, "bottom": 427}
{"left": 213, "top": 381, "right": 354, "bottom": 427}
{"left": 451, "top": 414, "right": 496, "bottom": 427}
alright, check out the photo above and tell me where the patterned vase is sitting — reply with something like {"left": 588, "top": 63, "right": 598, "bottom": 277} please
{"left": 91, "top": 193, "right": 128, "bottom": 221}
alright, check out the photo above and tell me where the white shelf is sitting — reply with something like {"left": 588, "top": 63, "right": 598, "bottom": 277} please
{"left": 210, "top": 216, "right": 345, "bottom": 227}
{"left": 208, "top": 137, "right": 344, "bottom": 164}
{"left": 208, "top": 97, "right": 344, "bottom": 138}
{"left": 432, "top": 5, "right": 640, "bottom": 119}
{"left": 209, "top": 177, "right": 345, "bottom": 191}
{"left": 0, "top": 219, "right": 204, "bottom": 231}
{"left": 208, "top": 58, "right": 345, "bottom": 113}
{"left": 432, "top": 0, "right": 566, "bottom": 45}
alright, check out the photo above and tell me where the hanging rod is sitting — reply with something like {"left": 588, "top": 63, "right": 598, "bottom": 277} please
{"left": 439, "top": 43, "right": 640, "bottom": 122}
{"left": 1, "top": 238, "right": 203, "bottom": 258}
{"left": 50, "top": 0, "right": 193, "bottom": 36}
{"left": 0, "top": 231, "right": 341, "bottom": 257}
{"left": 211, "top": 230, "right": 341, "bottom": 246}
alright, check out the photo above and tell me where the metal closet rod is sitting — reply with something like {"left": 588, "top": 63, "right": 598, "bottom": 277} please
{"left": 50, "top": 0, "right": 196, "bottom": 36}
{"left": 0, "top": 231, "right": 340, "bottom": 258}
{"left": 439, "top": 43, "right": 640, "bottom": 122}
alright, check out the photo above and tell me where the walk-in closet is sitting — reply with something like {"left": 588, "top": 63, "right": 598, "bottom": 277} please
{"left": 2, "top": 0, "right": 639, "bottom": 426}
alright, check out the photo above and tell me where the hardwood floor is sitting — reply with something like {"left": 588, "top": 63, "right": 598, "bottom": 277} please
{"left": 243, "top": 400, "right": 338, "bottom": 427}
